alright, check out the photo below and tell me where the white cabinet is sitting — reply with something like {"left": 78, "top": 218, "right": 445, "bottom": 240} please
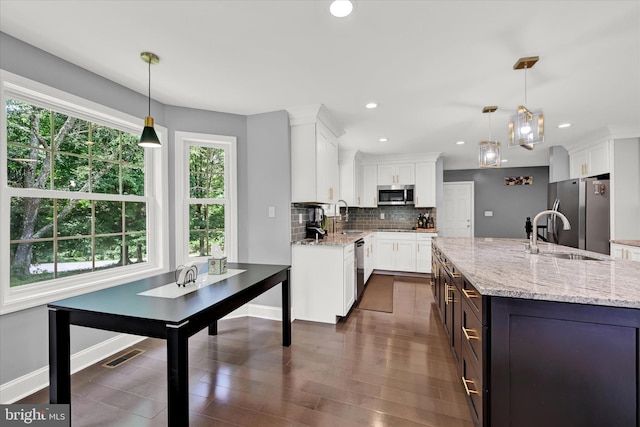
{"left": 611, "top": 243, "right": 640, "bottom": 262}
{"left": 290, "top": 105, "right": 343, "bottom": 204}
{"left": 339, "top": 150, "right": 362, "bottom": 207}
{"left": 363, "top": 234, "right": 375, "bottom": 283}
{"left": 416, "top": 233, "right": 436, "bottom": 273}
{"left": 343, "top": 243, "right": 355, "bottom": 313}
{"left": 377, "top": 163, "right": 415, "bottom": 185}
{"left": 375, "top": 232, "right": 417, "bottom": 272}
{"left": 414, "top": 161, "right": 436, "bottom": 207}
{"left": 360, "top": 164, "right": 378, "bottom": 207}
{"left": 292, "top": 243, "right": 356, "bottom": 324}
{"left": 569, "top": 141, "right": 610, "bottom": 178}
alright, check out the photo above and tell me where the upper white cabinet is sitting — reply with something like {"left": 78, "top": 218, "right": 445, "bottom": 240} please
{"left": 415, "top": 161, "right": 436, "bottom": 207}
{"left": 569, "top": 141, "right": 610, "bottom": 178}
{"left": 339, "top": 150, "right": 362, "bottom": 207}
{"left": 378, "top": 163, "right": 415, "bottom": 185}
{"left": 360, "top": 164, "right": 378, "bottom": 207}
{"left": 289, "top": 105, "right": 344, "bottom": 204}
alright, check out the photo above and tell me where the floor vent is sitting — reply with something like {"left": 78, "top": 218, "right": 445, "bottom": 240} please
{"left": 102, "top": 348, "right": 145, "bottom": 369}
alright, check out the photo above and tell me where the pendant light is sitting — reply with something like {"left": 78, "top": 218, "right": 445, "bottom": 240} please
{"left": 508, "top": 56, "right": 544, "bottom": 150}
{"left": 479, "top": 106, "right": 501, "bottom": 168}
{"left": 138, "top": 51, "right": 161, "bottom": 148}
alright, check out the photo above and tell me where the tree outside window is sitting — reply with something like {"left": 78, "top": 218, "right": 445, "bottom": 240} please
{"left": 6, "top": 99, "right": 148, "bottom": 287}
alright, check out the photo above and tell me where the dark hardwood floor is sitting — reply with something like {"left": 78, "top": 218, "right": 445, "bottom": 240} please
{"left": 20, "top": 276, "right": 473, "bottom": 426}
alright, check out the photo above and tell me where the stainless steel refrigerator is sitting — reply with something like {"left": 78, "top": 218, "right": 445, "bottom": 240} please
{"left": 547, "top": 178, "right": 610, "bottom": 255}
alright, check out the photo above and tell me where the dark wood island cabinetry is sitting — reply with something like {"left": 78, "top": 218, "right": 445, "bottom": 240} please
{"left": 432, "top": 238, "right": 640, "bottom": 427}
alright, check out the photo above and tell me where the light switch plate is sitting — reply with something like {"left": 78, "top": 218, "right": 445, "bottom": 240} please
{"left": 484, "top": 210, "right": 493, "bottom": 217}
{"left": 268, "top": 206, "right": 275, "bottom": 218}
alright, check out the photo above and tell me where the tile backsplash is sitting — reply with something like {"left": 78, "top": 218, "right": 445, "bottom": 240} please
{"left": 290, "top": 204, "right": 436, "bottom": 241}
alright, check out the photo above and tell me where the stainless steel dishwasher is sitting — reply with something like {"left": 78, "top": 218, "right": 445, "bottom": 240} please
{"left": 355, "top": 239, "right": 365, "bottom": 302}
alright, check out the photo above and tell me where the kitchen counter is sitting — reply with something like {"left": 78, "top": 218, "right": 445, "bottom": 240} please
{"left": 433, "top": 237, "right": 640, "bottom": 309}
{"left": 292, "top": 229, "right": 437, "bottom": 246}
{"left": 611, "top": 239, "right": 640, "bottom": 247}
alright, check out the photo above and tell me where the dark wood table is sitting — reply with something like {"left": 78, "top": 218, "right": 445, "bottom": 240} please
{"left": 48, "top": 262, "right": 291, "bottom": 426}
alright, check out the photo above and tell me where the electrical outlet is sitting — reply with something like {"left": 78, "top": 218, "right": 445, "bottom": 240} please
{"left": 380, "top": 212, "right": 385, "bottom": 219}
{"left": 268, "top": 206, "right": 275, "bottom": 218}
{"left": 298, "top": 213, "right": 303, "bottom": 224}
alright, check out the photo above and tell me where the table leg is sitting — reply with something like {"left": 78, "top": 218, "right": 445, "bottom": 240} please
{"left": 208, "top": 321, "right": 218, "bottom": 336}
{"left": 282, "top": 269, "right": 291, "bottom": 347}
{"left": 49, "top": 308, "right": 71, "bottom": 404}
{"left": 166, "top": 323, "right": 189, "bottom": 427}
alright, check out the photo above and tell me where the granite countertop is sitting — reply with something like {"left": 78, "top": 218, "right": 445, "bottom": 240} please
{"left": 611, "top": 240, "right": 640, "bottom": 247}
{"left": 433, "top": 237, "right": 640, "bottom": 309}
{"left": 292, "top": 229, "right": 438, "bottom": 246}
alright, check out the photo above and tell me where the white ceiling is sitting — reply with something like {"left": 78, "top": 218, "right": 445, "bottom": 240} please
{"left": 1, "top": 0, "right": 639, "bottom": 169}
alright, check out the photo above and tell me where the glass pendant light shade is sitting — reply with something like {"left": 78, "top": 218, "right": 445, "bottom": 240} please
{"left": 139, "top": 116, "right": 161, "bottom": 147}
{"left": 479, "top": 106, "right": 501, "bottom": 168}
{"left": 508, "top": 105, "right": 544, "bottom": 149}
{"left": 479, "top": 141, "right": 501, "bottom": 168}
{"left": 509, "top": 56, "right": 544, "bottom": 150}
{"left": 138, "top": 52, "right": 161, "bottom": 148}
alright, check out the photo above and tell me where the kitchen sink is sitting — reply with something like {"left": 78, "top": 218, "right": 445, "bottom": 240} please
{"left": 541, "top": 252, "right": 604, "bottom": 261}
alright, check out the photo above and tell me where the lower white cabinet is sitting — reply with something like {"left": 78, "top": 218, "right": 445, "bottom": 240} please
{"left": 343, "top": 243, "right": 356, "bottom": 314}
{"left": 363, "top": 234, "right": 375, "bottom": 283}
{"left": 292, "top": 243, "right": 356, "bottom": 324}
{"left": 611, "top": 243, "right": 640, "bottom": 262}
{"left": 416, "top": 233, "right": 436, "bottom": 273}
{"left": 375, "top": 232, "right": 417, "bottom": 272}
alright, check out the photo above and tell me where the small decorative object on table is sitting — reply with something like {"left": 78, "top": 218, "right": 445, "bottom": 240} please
{"left": 208, "top": 245, "right": 227, "bottom": 275}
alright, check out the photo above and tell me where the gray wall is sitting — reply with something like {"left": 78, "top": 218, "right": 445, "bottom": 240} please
{"left": 444, "top": 166, "right": 549, "bottom": 238}
{"left": 0, "top": 33, "right": 291, "bottom": 387}
{"left": 244, "top": 111, "right": 291, "bottom": 307}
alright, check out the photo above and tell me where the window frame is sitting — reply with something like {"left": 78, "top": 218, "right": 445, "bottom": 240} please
{"left": 0, "top": 70, "right": 170, "bottom": 315}
{"left": 174, "top": 131, "right": 237, "bottom": 266}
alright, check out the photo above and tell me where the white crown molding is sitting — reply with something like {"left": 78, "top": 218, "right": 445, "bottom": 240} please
{"left": 286, "top": 104, "right": 345, "bottom": 138}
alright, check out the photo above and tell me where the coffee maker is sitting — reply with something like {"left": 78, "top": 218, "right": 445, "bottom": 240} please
{"left": 306, "top": 207, "right": 326, "bottom": 239}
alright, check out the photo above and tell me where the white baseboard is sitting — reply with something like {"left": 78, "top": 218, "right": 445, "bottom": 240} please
{"left": 0, "top": 333, "right": 144, "bottom": 404}
{"left": 0, "top": 304, "right": 282, "bottom": 403}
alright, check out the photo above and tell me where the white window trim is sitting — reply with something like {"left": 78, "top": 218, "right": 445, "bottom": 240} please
{"left": 174, "top": 131, "right": 238, "bottom": 266}
{"left": 0, "top": 70, "right": 170, "bottom": 315}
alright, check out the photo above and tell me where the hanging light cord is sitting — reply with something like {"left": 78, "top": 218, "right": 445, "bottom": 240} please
{"left": 489, "top": 110, "right": 493, "bottom": 141}
{"left": 523, "top": 65, "right": 528, "bottom": 106}
{"left": 147, "top": 59, "right": 151, "bottom": 117}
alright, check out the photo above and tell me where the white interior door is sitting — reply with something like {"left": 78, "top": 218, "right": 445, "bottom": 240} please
{"left": 442, "top": 182, "right": 474, "bottom": 237}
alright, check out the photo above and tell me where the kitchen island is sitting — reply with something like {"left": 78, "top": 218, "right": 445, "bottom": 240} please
{"left": 432, "top": 237, "right": 640, "bottom": 427}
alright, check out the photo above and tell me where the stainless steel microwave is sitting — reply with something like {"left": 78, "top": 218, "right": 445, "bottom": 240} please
{"left": 377, "top": 185, "right": 415, "bottom": 205}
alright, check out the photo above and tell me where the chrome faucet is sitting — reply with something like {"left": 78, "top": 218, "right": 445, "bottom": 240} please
{"left": 528, "top": 209, "right": 571, "bottom": 254}
{"left": 337, "top": 199, "right": 349, "bottom": 222}
{"left": 333, "top": 199, "right": 349, "bottom": 234}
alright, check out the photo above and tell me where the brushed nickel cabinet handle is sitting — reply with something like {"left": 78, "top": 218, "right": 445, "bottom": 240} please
{"left": 462, "top": 377, "right": 479, "bottom": 395}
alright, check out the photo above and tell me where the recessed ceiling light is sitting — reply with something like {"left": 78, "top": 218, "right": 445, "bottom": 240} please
{"left": 558, "top": 123, "right": 572, "bottom": 128}
{"left": 365, "top": 102, "right": 378, "bottom": 109}
{"left": 379, "top": 138, "right": 388, "bottom": 142}
{"left": 456, "top": 141, "right": 465, "bottom": 145}
{"left": 330, "top": 0, "right": 353, "bottom": 17}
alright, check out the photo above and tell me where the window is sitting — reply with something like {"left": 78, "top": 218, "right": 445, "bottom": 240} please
{"left": 175, "top": 131, "right": 237, "bottom": 265}
{"left": 1, "top": 70, "right": 169, "bottom": 314}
